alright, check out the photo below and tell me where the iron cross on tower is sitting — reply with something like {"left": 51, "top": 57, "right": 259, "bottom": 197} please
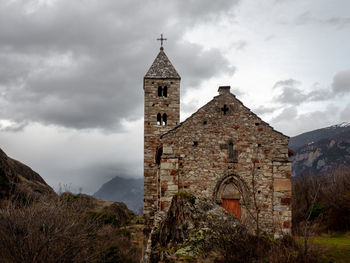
{"left": 157, "top": 34, "right": 167, "bottom": 50}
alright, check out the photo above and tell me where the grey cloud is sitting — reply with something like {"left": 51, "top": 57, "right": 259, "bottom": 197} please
{"left": 324, "top": 17, "right": 350, "bottom": 28}
{"left": 176, "top": 0, "right": 240, "bottom": 22}
{"left": 230, "top": 87, "right": 243, "bottom": 97}
{"left": 340, "top": 103, "right": 350, "bottom": 121}
{"left": 271, "top": 105, "right": 339, "bottom": 136}
{"left": 0, "top": 0, "right": 239, "bottom": 131}
{"left": 273, "top": 79, "right": 332, "bottom": 106}
{"left": 332, "top": 69, "right": 350, "bottom": 94}
{"left": 264, "top": 35, "right": 275, "bottom": 42}
{"left": 275, "top": 86, "right": 308, "bottom": 105}
{"left": 271, "top": 107, "right": 298, "bottom": 123}
{"left": 171, "top": 42, "right": 236, "bottom": 88}
{"left": 0, "top": 121, "right": 28, "bottom": 132}
{"left": 273, "top": 79, "right": 301, "bottom": 89}
{"left": 181, "top": 99, "right": 199, "bottom": 115}
{"left": 295, "top": 12, "right": 313, "bottom": 26}
{"left": 253, "top": 106, "right": 278, "bottom": 115}
{"left": 230, "top": 40, "right": 247, "bottom": 50}
{"left": 295, "top": 11, "right": 350, "bottom": 29}
{"left": 273, "top": 79, "right": 306, "bottom": 105}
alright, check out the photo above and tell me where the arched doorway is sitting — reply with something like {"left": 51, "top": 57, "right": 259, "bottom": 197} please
{"left": 214, "top": 174, "right": 249, "bottom": 220}
{"left": 220, "top": 183, "right": 241, "bottom": 219}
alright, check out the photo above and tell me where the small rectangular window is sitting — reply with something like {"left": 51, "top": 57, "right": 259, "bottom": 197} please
{"left": 229, "top": 143, "right": 234, "bottom": 158}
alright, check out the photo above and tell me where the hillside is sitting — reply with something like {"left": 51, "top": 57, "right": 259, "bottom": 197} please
{"left": 0, "top": 147, "right": 55, "bottom": 202}
{"left": 94, "top": 176, "right": 143, "bottom": 213}
{"left": 0, "top": 147, "right": 144, "bottom": 262}
{"left": 289, "top": 122, "right": 350, "bottom": 151}
{"left": 289, "top": 122, "right": 350, "bottom": 176}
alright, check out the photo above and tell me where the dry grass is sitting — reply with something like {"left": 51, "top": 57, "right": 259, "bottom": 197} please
{"left": 0, "top": 192, "right": 143, "bottom": 263}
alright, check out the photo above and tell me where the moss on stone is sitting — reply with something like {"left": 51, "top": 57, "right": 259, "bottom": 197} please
{"left": 176, "top": 190, "right": 196, "bottom": 204}
{"left": 175, "top": 246, "right": 196, "bottom": 257}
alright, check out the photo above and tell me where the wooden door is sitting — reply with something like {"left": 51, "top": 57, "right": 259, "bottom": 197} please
{"left": 221, "top": 199, "right": 241, "bottom": 219}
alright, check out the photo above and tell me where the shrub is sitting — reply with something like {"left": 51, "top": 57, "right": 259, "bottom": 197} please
{"left": 293, "top": 167, "right": 350, "bottom": 232}
{"left": 306, "top": 203, "right": 325, "bottom": 220}
{"left": 0, "top": 193, "right": 142, "bottom": 262}
{"left": 89, "top": 211, "right": 118, "bottom": 226}
{"left": 97, "top": 246, "right": 121, "bottom": 263}
{"left": 176, "top": 190, "right": 196, "bottom": 204}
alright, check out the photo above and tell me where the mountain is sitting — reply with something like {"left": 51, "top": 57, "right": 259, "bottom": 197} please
{"left": 94, "top": 176, "right": 143, "bottom": 213}
{"left": 289, "top": 122, "right": 350, "bottom": 151}
{"left": 0, "top": 147, "right": 55, "bottom": 203}
{"left": 289, "top": 122, "right": 350, "bottom": 176}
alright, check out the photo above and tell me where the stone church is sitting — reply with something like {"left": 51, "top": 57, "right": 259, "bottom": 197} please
{"left": 143, "top": 46, "right": 292, "bottom": 235}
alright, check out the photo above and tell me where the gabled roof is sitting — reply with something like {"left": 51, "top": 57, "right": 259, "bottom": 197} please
{"left": 144, "top": 48, "right": 181, "bottom": 79}
{"left": 161, "top": 92, "right": 289, "bottom": 139}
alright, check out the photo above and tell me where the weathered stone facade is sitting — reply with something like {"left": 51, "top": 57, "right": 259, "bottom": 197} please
{"left": 143, "top": 48, "right": 292, "bottom": 236}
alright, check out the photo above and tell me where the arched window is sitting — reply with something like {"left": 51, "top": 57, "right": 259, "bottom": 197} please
{"left": 229, "top": 143, "right": 234, "bottom": 158}
{"left": 162, "top": 113, "right": 167, "bottom": 126}
{"left": 157, "top": 113, "right": 161, "bottom": 126}
{"left": 163, "top": 86, "right": 168, "bottom": 97}
{"left": 158, "top": 86, "right": 162, "bottom": 97}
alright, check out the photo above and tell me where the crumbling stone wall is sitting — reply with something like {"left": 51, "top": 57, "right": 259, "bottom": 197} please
{"left": 158, "top": 87, "right": 292, "bottom": 235}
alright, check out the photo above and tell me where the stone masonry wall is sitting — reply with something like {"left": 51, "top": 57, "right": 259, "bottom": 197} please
{"left": 158, "top": 88, "right": 292, "bottom": 235}
{"left": 143, "top": 78, "right": 180, "bottom": 222}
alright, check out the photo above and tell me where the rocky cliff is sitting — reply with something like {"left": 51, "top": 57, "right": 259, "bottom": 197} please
{"left": 289, "top": 123, "right": 350, "bottom": 176}
{"left": 0, "top": 147, "right": 55, "bottom": 203}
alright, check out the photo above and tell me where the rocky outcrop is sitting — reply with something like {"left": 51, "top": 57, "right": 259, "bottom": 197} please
{"left": 145, "top": 191, "right": 254, "bottom": 262}
{"left": 0, "top": 148, "right": 55, "bottom": 203}
{"left": 290, "top": 129, "right": 350, "bottom": 176}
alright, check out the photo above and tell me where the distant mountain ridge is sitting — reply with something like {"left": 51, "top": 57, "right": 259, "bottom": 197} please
{"left": 289, "top": 122, "right": 350, "bottom": 151}
{"left": 93, "top": 176, "right": 143, "bottom": 213}
{"left": 289, "top": 122, "right": 350, "bottom": 176}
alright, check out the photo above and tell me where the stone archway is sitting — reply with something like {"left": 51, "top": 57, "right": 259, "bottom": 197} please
{"left": 214, "top": 174, "right": 249, "bottom": 220}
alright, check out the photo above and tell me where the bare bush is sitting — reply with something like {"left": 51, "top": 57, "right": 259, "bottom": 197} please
{"left": 205, "top": 220, "right": 258, "bottom": 262}
{"left": 293, "top": 166, "right": 350, "bottom": 233}
{"left": 0, "top": 193, "right": 141, "bottom": 263}
{"left": 207, "top": 220, "right": 318, "bottom": 263}
{"left": 319, "top": 167, "right": 350, "bottom": 231}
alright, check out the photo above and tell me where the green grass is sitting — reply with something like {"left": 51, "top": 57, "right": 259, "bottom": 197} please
{"left": 309, "top": 232, "right": 350, "bottom": 263}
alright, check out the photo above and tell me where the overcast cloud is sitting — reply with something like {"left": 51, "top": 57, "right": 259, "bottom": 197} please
{"left": 332, "top": 69, "right": 350, "bottom": 94}
{"left": 0, "top": 0, "right": 237, "bottom": 131}
{"left": 0, "top": 0, "right": 349, "bottom": 194}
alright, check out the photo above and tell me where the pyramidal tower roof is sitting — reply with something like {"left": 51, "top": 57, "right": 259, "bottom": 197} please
{"left": 144, "top": 48, "right": 181, "bottom": 79}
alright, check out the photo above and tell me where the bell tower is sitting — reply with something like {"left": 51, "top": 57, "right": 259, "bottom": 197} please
{"left": 143, "top": 41, "right": 180, "bottom": 221}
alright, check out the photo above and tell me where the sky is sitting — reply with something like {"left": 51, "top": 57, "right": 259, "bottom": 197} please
{"left": 0, "top": 0, "right": 349, "bottom": 193}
